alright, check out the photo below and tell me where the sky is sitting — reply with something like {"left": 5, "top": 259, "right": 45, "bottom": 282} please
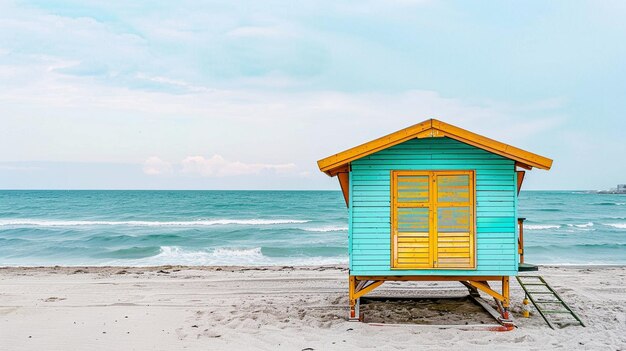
{"left": 0, "top": 0, "right": 625, "bottom": 190}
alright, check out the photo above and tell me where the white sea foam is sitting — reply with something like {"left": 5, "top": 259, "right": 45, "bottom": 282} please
{"left": 105, "top": 246, "right": 266, "bottom": 266}
{"left": 110, "top": 246, "right": 348, "bottom": 267}
{"left": 0, "top": 219, "right": 310, "bottom": 227}
{"left": 301, "top": 226, "right": 348, "bottom": 232}
{"left": 525, "top": 224, "right": 561, "bottom": 230}
{"left": 566, "top": 222, "right": 594, "bottom": 228}
{"left": 605, "top": 223, "right": 626, "bottom": 229}
{"left": 211, "top": 247, "right": 265, "bottom": 259}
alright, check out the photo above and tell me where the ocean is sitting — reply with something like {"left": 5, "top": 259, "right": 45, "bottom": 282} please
{"left": 0, "top": 190, "right": 624, "bottom": 266}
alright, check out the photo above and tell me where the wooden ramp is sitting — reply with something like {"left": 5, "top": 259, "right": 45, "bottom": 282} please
{"left": 516, "top": 276, "right": 585, "bottom": 329}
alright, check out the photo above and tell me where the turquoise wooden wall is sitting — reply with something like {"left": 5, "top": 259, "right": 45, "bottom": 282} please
{"left": 349, "top": 137, "right": 518, "bottom": 276}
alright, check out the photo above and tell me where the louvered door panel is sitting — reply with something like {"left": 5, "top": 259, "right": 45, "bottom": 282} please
{"left": 435, "top": 174, "right": 474, "bottom": 268}
{"left": 397, "top": 175, "right": 429, "bottom": 203}
{"left": 396, "top": 207, "right": 430, "bottom": 267}
{"left": 392, "top": 173, "right": 431, "bottom": 268}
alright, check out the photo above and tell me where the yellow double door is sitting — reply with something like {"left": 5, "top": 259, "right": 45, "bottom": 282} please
{"left": 391, "top": 170, "right": 475, "bottom": 269}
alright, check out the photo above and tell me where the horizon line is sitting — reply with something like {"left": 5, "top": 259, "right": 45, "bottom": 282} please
{"left": 0, "top": 188, "right": 601, "bottom": 192}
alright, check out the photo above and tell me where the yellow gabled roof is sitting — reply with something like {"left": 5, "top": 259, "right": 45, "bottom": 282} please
{"left": 318, "top": 118, "right": 553, "bottom": 176}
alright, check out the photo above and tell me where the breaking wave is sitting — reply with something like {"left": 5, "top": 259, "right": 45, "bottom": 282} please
{"left": 566, "top": 222, "right": 594, "bottom": 228}
{"left": 525, "top": 224, "right": 561, "bottom": 230}
{"left": 0, "top": 219, "right": 310, "bottom": 227}
{"left": 604, "top": 223, "right": 626, "bottom": 229}
{"left": 300, "top": 226, "right": 348, "bottom": 232}
{"left": 110, "top": 246, "right": 347, "bottom": 266}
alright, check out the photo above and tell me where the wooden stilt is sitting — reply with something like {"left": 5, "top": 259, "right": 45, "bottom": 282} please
{"left": 347, "top": 275, "right": 514, "bottom": 328}
{"left": 496, "top": 276, "right": 510, "bottom": 320}
{"left": 348, "top": 276, "right": 359, "bottom": 321}
{"left": 348, "top": 276, "right": 384, "bottom": 321}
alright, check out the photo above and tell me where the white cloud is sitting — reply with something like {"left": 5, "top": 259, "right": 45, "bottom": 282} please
{"left": 0, "top": 64, "right": 565, "bottom": 168}
{"left": 134, "top": 73, "right": 211, "bottom": 93}
{"left": 0, "top": 165, "right": 42, "bottom": 171}
{"left": 227, "top": 26, "right": 290, "bottom": 38}
{"left": 180, "top": 155, "right": 296, "bottom": 177}
{"left": 142, "top": 156, "right": 172, "bottom": 175}
{"left": 143, "top": 155, "right": 297, "bottom": 178}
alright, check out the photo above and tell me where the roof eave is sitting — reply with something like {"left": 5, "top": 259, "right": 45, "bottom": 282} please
{"left": 318, "top": 118, "right": 553, "bottom": 177}
{"left": 318, "top": 120, "right": 434, "bottom": 175}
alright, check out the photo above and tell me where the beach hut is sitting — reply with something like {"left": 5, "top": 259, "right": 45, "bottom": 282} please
{"left": 317, "top": 119, "right": 552, "bottom": 323}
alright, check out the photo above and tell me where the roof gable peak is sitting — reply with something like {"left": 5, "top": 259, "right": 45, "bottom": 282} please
{"left": 318, "top": 118, "right": 552, "bottom": 176}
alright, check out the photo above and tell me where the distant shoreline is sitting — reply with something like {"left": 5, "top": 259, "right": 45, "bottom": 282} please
{"left": 0, "top": 189, "right": 610, "bottom": 192}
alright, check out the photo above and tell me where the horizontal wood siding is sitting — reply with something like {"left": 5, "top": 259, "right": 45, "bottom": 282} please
{"left": 350, "top": 137, "right": 517, "bottom": 276}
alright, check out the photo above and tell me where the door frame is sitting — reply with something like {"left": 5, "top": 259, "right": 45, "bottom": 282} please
{"left": 390, "top": 170, "right": 476, "bottom": 269}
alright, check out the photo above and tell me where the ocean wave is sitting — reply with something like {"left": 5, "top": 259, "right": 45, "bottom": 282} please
{"left": 300, "top": 226, "right": 348, "bottom": 232}
{"left": 0, "top": 219, "right": 310, "bottom": 227}
{"left": 98, "top": 246, "right": 162, "bottom": 259}
{"left": 109, "top": 246, "right": 348, "bottom": 266}
{"left": 525, "top": 224, "right": 561, "bottom": 230}
{"left": 114, "top": 246, "right": 267, "bottom": 266}
{"left": 604, "top": 223, "right": 626, "bottom": 229}
{"left": 566, "top": 222, "right": 594, "bottom": 228}
{"left": 212, "top": 247, "right": 265, "bottom": 258}
{"left": 0, "top": 237, "right": 30, "bottom": 244}
{"left": 527, "top": 222, "right": 613, "bottom": 231}
{"left": 261, "top": 246, "right": 347, "bottom": 257}
{"left": 592, "top": 202, "right": 626, "bottom": 206}
{"left": 528, "top": 243, "right": 626, "bottom": 250}
{"left": 86, "top": 233, "right": 185, "bottom": 243}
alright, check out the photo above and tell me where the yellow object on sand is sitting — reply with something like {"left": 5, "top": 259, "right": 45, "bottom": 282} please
{"left": 522, "top": 297, "right": 530, "bottom": 318}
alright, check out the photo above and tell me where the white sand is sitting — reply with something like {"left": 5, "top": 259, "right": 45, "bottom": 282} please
{"left": 1, "top": 265, "right": 625, "bottom": 350}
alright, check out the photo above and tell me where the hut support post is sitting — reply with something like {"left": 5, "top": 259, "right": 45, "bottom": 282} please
{"left": 501, "top": 276, "right": 510, "bottom": 320}
{"left": 348, "top": 276, "right": 359, "bottom": 321}
{"left": 348, "top": 276, "right": 384, "bottom": 321}
{"left": 465, "top": 276, "right": 510, "bottom": 320}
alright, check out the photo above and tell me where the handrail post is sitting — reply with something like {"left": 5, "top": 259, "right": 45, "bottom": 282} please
{"left": 518, "top": 217, "right": 526, "bottom": 264}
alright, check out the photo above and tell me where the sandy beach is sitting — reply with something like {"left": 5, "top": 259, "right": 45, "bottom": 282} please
{"left": 0, "top": 265, "right": 624, "bottom": 350}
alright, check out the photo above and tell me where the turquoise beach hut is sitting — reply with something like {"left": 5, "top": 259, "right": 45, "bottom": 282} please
{"left": 317, "top": 119, "right": 552, "bottom": 323}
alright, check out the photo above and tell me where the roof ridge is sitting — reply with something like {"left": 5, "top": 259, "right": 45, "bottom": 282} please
{"left": 318, "top": 118, "right": 552, "bottom": 176}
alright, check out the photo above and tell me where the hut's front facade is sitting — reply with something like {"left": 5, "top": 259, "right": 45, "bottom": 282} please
{"left": 317, "top": 119, "right": 552, "bottom": 322}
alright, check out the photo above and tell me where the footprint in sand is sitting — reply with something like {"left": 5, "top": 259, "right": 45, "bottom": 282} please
{"left": 43, "top": 297, "right": 67, "bottom": 302}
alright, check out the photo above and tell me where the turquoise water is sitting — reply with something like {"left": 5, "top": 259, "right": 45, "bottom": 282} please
{"left": 0, "top": 190, "right": 624, "bottom": 266}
